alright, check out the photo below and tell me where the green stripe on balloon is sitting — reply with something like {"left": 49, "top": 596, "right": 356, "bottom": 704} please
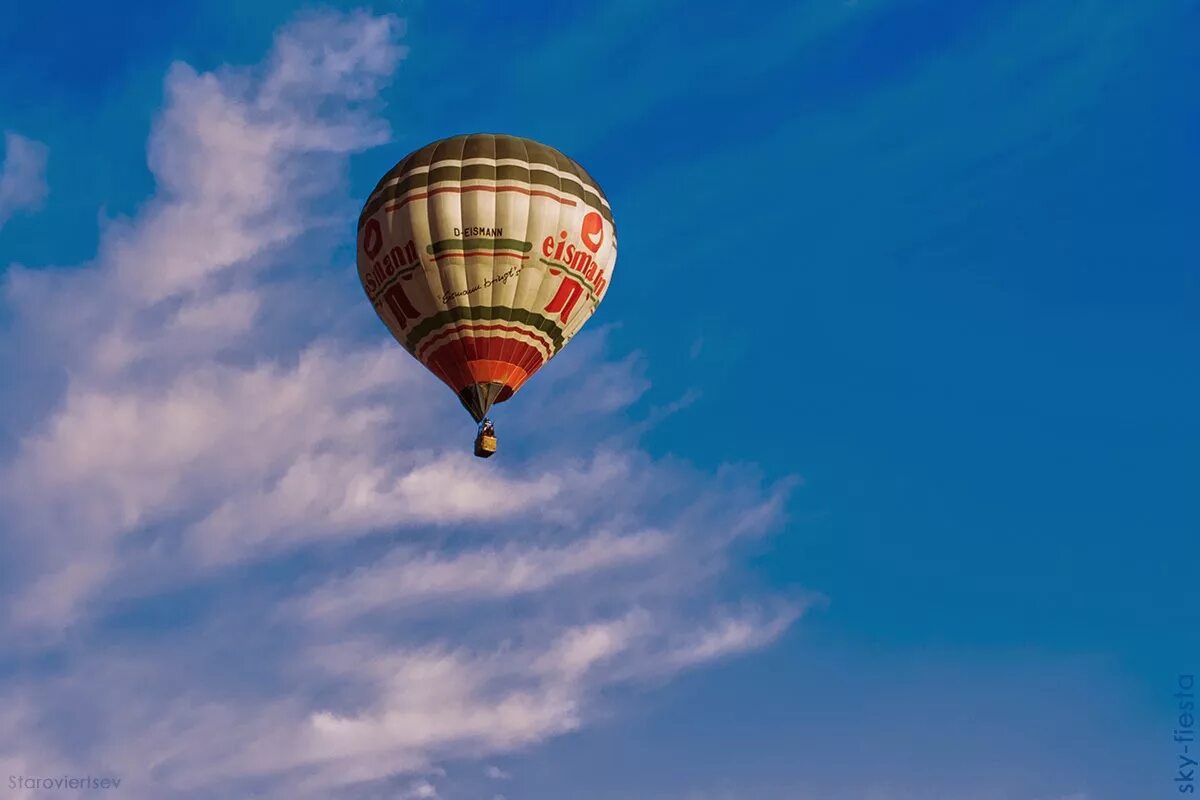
{"left": 405, "top": 305, "right": 565, "bottom": 353}
{"left": 358, "top": 165, "right": 613, "bottom": 231}
{"left": 425, "top": 238, "right": 533, "bottom": 254}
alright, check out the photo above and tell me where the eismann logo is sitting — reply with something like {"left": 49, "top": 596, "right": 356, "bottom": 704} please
{"left": 538, "top": 211, "right": 610, "bottom": 324}
{"left": 580, "top": 211, "right": 603, "bottom": 253}
{"left": 539, "top": 225, "right": 609, "bottom": 298}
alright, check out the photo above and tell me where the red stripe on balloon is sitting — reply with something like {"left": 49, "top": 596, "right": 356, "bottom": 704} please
{"left": 416, "top": 323, "right": 553, "bottom": 360}
{"left": 422, "top": 337, "right": 546, "bottom": 394}
{"left": 431, "top": 252, "right": 531, "bottom": 261}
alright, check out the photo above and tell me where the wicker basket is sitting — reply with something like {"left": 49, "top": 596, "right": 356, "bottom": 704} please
{"left": 474, "top": 434, "right": 498, "bottom": 458}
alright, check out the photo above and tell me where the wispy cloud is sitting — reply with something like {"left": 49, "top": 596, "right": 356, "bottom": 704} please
{"left": 0, "top": 131, "right": 48, "bottom": 229}
{"left": 0, "top": 9, "right": 800, "bottom": 799}
{"left": 299, "top": 530, "right": 672, "bottom": 623}
{"left": 1, "top": 8, "right": 409, "bottom": 630}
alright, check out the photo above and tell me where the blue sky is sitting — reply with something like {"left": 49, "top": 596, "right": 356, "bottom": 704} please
{"left": 1, "top": 1, "right": 1197, "bottom": 798}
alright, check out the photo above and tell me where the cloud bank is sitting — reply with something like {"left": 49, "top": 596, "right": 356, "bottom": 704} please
{"left": 0, "top": 10, "right": 800, "bottom": 799}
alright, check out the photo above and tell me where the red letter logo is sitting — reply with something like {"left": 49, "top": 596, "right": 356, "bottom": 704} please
{"left": 362, "top": 218, "right": 383, "bottom": 259}
{"left": 580, "top": 211, "right": 603, "bottom": 253}
{"left": 544, "top": 269, "right": 584, "bottom": 323}
{"left": 383, "top": 281, "right": 419, "bottom": 330}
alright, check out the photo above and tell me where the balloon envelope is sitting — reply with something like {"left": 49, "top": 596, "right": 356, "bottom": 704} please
{"left": 357, "top": 133, "right": 617, "bottom": 421}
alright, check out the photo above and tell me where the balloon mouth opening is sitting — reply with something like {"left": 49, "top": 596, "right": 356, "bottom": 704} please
{"left": 458, "top": 382, "right": 512, "bottom": 422}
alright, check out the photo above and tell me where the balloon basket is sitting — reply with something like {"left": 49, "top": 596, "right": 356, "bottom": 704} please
{"left": 474, "top": 433, "right": 498, "bottom": 458}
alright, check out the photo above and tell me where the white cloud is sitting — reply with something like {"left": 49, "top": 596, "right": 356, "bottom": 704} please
{"left": 398, "top": 779, "right": 439, "bottom": 799}
{"left": 300, "top": 529, "right": 670, "bottom": 623}
{"left": 0, "top": 8, "right": 800, "bottom": 799}
{"left": 0, "top": 131, "right": 48, "bottom": 228}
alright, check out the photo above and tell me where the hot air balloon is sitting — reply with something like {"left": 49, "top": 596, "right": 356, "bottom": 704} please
{"left": 356, "top": 134, "right": 617, "bottom": 457}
